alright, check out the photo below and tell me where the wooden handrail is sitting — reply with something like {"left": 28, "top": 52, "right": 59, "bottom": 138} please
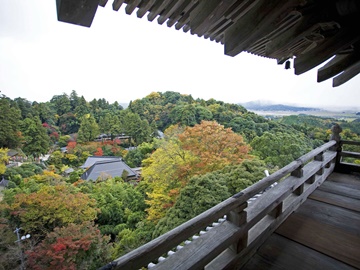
{"left": 334, "top": 139, "right": 360, "bottom": 173}
{"left": 101, "top": 140, "right": 338, "bottom": 270}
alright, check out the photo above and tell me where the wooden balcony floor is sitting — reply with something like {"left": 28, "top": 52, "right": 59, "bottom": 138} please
{"left": 241, "top": 172, "right": 360, "bottom": 270}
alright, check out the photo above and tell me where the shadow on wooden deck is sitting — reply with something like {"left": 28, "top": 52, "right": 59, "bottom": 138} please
{"left": 242, "top": 172, "right": 360, "bottom": 270}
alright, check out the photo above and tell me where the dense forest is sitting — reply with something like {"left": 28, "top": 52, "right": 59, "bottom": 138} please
{"left": 1, "top": 90, "right": 360, "bottom": 269}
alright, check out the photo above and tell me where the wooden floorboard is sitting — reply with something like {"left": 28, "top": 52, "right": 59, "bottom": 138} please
{"left": 241, "top": 172, "right": 360, "bottom": 269}
{"left": 326, "top": 172, "right": 360, "bottom": 188}
{"left": 241, "top": 234, "right": 356, "bottom": 270}
{"left": 317, "top": 180, "right": 360, "bottom": 200}
{"left": 293, "top": 198, "right": 360, "bottom": 235}
{"left": 309, "top": 188, "right": 360, "bottom": 212}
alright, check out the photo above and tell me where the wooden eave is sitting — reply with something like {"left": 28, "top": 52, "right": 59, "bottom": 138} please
{"left": 56, "top": 0, "right": 360, "bottom": 86}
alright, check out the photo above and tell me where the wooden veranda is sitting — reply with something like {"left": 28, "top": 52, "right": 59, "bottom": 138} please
{"left": 242, "top": 172, "right": 360, "bottom": 269}
{"left": 99, "top": 125, "right": 360, "bottom": 270}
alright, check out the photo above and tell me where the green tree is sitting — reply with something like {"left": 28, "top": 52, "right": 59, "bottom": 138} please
{"left": 58, "top": 113, "right": 80, "bottom": 134}
{"left": 50, "top": 94, "right": 71, "bottom": 117}
{"left": 14, "top": 97, "right": 35, "bottom": 119}
{"left": 20, "top": 116, "right": 50, "bottom": 157}
{"left": 77, "top": 115, "right": 99, "bottom": 143}
{"left": 0, "top": 96, "right": 22, "bottom": 148}
{"left": 69, "top": 90, "right": 80, "bottom": 111}
{"left": 122, "top": 112, "right": 152, "bottom": 145}
{"left": 251, "top": 131, "right": 312, "bottom": 167}
{"left": 75, "top": 96, "right": 91, "bottom": 118}
{"left": 85, "top": 179, "right": 147, "bottom": 237}
{"left": 153, "top": 173, "right": 230, "bottom": 237}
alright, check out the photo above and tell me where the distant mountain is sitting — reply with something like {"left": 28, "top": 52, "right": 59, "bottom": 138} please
{"left": 240, "top": 101, "right": 320, "bottom": 112}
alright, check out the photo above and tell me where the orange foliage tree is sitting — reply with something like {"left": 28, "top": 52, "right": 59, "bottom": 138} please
{"left": 179, "top": 120, "right": 250, "bottom": 174}
{"left": 26, "top": 221, "right": 111, "bottom": 270}
{"left": 142, "top": 121, "right": 251, "bottom": 223}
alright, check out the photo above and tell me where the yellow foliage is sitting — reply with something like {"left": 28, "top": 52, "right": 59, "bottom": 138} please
{"left": 0, "top": 148, "right": 9, "bottom": 175}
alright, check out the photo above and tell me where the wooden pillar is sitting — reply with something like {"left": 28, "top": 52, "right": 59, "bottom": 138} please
{"left": 330, "top": 124, "right": 343, "bottom": 171}
{"left": 228, "top": 202, "right": 248, "bottom": 253}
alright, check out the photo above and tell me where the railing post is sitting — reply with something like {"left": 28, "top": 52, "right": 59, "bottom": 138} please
{"left": 228, "top": 202, "right": 248, "bottom": 253}
{"left": 330, "top": 124, "right": 342, "bottom": 171}
{"left": 291, "top": 165, "right": 304, "bottom": 195}
{"left": 315, "top": 151, "right": 325, "bottom": 175}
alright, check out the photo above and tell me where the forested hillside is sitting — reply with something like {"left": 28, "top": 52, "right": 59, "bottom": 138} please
{"left": 1, "top": 91, "right": 359, "bottom": 269}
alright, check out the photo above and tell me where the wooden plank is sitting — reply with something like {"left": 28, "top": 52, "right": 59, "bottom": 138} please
{"left": 309, "top": 189, "right": 360, "bottom": 212}
{"left": 317, "top": 52, "right": 360, "bottom": 82}
{"left": 242, "top": 234, "right": 356, "bottom": 270}
{"left": 154, "top": 221, "right": 241, "bottom": 270}
{"left": 319, "top": 180, "right": 360, "bottom": 200}
{"left": 326, "top": 172, "right": 360, "bottom": 188}
{"left": 224, "top": 0, "right": 301, "bottom": 57}
{"left": 294, "top": 28, "right": 360, "bottom": 75}
{"left": 276, "top": 212, "right": 360, "bottom": 268}
{"left": 294, "top": 198, "right": 360, "bottom": 235}
{"left": 333, "top": 59, "right": 360, "bottom": 87}
{"left": 112, "top": 0, "right": 125, "bottom": 11}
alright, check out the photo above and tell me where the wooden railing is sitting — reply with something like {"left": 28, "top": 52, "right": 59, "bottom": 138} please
{"left": 335, "top": 140, "right": 360, "bottom": 173}
{"left": 101, "top": 139, "right": 339, "bottom": 270}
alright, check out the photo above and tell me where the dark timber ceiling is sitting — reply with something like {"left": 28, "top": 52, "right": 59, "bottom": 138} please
{"left": 56, "top": 0, "right": 360, "bottom": 87}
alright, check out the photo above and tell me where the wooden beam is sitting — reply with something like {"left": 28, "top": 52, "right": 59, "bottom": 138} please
{"left": 189, "top": 0, "right": 238, "bottom": 37}
{"left": 333, "top": 59, "right": 360, "bottom": 87}
{"left": 224, "top": 0, "right": 302, "bottom": 57}
{"left": 166, "top": 0, "right": 195, "bottom": 27}
{"left": 99, "top": 0, "right": 108, "bottom": 7}
{"left": 265, "top": 15, "right": 318, "bottom": 58}
{"left": 125, "top": 0, "right": 142, "bottom": 15}
{"left": 112, "top": 0, "right": 125, "bottom": 11}
{"left": 224, "top": 0, "right": 260, "bottom": 22}
{"left": 56, "top": 0, "right": 99, "bottom": 27}
{"left": 318, "top": 54, "right": 351, "bottom": 82}
{"left": 157, "top": 0, "right": 187, "bottom": 25}
{"left": 170, "top": 0, "right": 198, "bottom": 30}
{"left": 294, "top": 28, "right": 360, "bottom": 75}
{"left": 147, "top": 0, "right": 173, "bottom": 22}
{"left": 137, "top": 0, "right": 157, "bottom": 18}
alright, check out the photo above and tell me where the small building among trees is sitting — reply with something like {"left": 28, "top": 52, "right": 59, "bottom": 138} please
{"left": 81, "top": 158, "right": 138, "bottom": 181}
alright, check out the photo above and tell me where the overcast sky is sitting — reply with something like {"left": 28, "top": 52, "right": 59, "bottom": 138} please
{"left": 1, "top": 0, "right": 360, "bottom": 110}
